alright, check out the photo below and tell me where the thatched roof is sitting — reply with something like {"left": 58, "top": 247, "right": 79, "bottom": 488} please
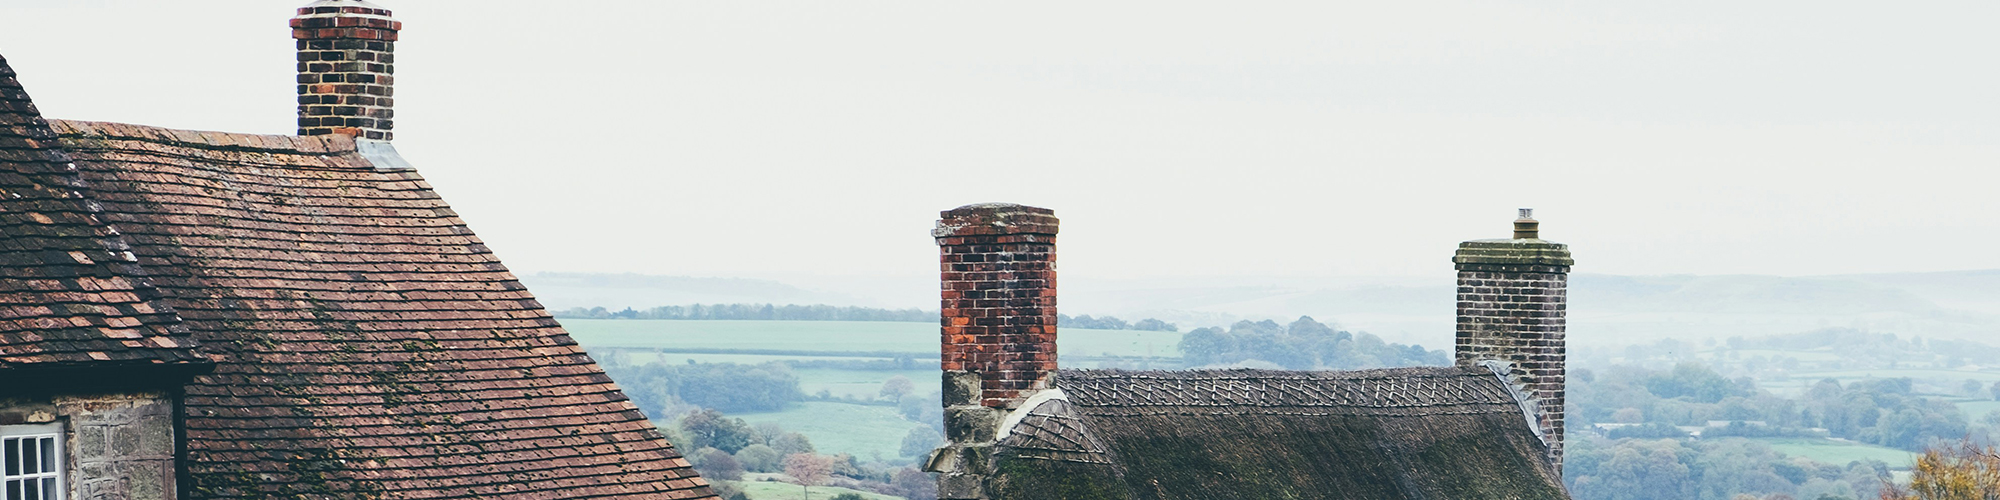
{"left": 989, "top": 367, "right": 1568, "bottom": 500}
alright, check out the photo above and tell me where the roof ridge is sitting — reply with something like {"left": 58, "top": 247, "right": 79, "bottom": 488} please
{"left": 1060, "top": 366, "right": 1480, "bottom": 380}
{"left": 48, "top": 119, "right": 357, "bottom": 156}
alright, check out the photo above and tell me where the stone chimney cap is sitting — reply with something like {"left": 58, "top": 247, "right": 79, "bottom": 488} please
{"left": 933, "top": 203, "right": 1059, "bottom": 239}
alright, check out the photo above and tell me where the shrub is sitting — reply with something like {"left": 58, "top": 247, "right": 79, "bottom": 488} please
{"left": 735, "top": 444, "right": 784, "bottom": 472}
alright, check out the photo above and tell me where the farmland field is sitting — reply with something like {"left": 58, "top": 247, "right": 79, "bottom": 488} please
{"left": 737, "top": 479, "right": 902, "bottom": 500}
{"left": 562, "top": 319, "right": 1184, "bottom": 361}
{"left": 1753, "top": 438, "right": 1916, "bottom": 468}
{"left": 790, "top": 368, "right": 942, "bottom": 399}
{"left": 732, "top": 402, "right": 931, "bottom": 462}
{"left": 562, "top": 320, "right": 1184, "bottom": 462}
{"left": 1954, "top": 399, "right": 2000, "bottom": 420}
{"left": 563, "top": 320, "right": 936, "bottom": 352}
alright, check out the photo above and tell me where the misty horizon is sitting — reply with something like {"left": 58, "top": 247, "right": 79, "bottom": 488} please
{"left": 3, "top": 0, "right": 1994, "bottom": 285}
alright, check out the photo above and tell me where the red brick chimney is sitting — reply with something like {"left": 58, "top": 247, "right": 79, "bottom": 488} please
{"left": 933, "top": 203, "right": 1060, "bottom": 409}
{"left": 292, "top": 0, "right": 399, "bottom": 141}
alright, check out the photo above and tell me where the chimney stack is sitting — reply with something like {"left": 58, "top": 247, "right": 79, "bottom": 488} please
{"left": 928, "top": 203, "right": 1059, "bottom": 500}
{"left": 292, "top": 0, "right": 399, "bottom": 140}
{"left": 1454, "top": 208, "right": 1572, "bottom": 471}
{"left": 933, "top": 203, "right": 1061, "bottom": 410}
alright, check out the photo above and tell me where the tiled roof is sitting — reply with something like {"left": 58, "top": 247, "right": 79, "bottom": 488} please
{"left": 988, "top": 367, "right": 1569, "bottom": 500}
{"left": 0, "top": 55, "right": 205, "bottom": 371}
{"left": 45, "top": 118, "right": 715, "bottom": 499}
{"left": 0, "top": 53, "right": 712, "bottom": 498}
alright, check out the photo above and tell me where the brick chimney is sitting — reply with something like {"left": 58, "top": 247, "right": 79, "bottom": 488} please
{"left": 927, "top": 203, "right": 1058, "bottom": 500}
{"left": 934, "top": 203, "right": 1060, "bottom": 409}
{"left": 292, "top": 0, "right": 399, "bottom": 141}
{"left": 1454, "top": 208, "right": 1572, "bottom": 471}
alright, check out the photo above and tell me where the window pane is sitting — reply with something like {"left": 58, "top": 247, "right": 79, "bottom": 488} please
{"left": 15, "top": 441, "right": 29, "bottom": 476}
{"left": 4, "top": 438, "right": 17, "bottom": 476}
{"left": 35, "top": 479, "right": 50, "bottom": 500}
{"left": 34, "top": 439, "right": 51, "bottom": 474}
{"left": 17, "top": 479, "right": 31, "bottom": 500}
{"left": 7, "top": 479, "right": 19, "bottom": 500}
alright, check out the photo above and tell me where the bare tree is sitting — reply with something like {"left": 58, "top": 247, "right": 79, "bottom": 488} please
{"left": 783, "top": 453, "right": 835, "bottom": 500}
{"left": 879, "top": 375, "right": 916, "bottom": 403}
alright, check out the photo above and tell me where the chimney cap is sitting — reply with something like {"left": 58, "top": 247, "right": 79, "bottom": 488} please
{"left": 302, "top": 0, "right": 389, "bottom": 7}
{"left": 296, "top": 0, "right": 394, "bottom": 19}
{"left": 933, "top": 203, "right": 1058, "bottom": 239}
{"left": 1454, "top": 209, "right": 1570, "bottom": 268}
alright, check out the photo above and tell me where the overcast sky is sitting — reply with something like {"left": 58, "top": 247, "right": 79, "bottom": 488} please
{"left": 2, "top": 1, "right": 1994, "bottom": 286}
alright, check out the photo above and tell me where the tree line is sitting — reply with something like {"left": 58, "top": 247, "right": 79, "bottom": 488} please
{"left": 597, "top": 357, "right": 940, "bottom": 499}
{"left": 600, "top": 357, "right": 806, "bottom": 414}
{"left": 1058, "top": 314, "right": 1178, "bottom": 332}
{"left": 555, "top": 303, "right": 936, "bottom": 322}
{"left": 669, "top": 408, "right": 936, "bottom": 500}
{"left": 1576, "top": 365, "right": 1974, "bottom": 452}
{"left": 554, "top": 304, "right": 1181, "bottom": 331}
{"left": 1176, "top": 316, "right": 1447, "bottom": 369}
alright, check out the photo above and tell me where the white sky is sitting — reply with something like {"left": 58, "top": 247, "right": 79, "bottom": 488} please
{"left": 3, "top": 1, "right": 1995, "bottom": 286}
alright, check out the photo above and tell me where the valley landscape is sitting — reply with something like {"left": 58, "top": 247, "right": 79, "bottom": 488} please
{"left": 539, "top": 269, "right": 2000, "bottom": 500}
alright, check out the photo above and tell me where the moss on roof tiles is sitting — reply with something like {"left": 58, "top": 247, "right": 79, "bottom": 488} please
{"left": 986, "top": 367, "right": 1569, "bottom": 500}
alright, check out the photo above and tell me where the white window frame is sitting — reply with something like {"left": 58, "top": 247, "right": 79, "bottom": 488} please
{"left": 1, "top": 423, "right": 63, "bottom": 500}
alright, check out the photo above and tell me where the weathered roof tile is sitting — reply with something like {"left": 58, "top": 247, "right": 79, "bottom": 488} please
{"left": 986, "top": 367, "right": 1569, "bottom": 500}
{"left": 0, "top": 55, "right": 205, "bottom": 371}
{"left": 0, "top": 52, "right": 711, "bottom": 499}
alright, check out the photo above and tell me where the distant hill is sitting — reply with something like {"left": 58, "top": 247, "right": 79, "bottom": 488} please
{"left": 1834, "top": 269, "right": 2000, "bottom": 315}
{"left": 522, "top": 270, "right": 2000, "bottom": 348}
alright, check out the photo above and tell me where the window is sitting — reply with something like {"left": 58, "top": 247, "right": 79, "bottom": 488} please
{"left": 0, "top": 424, "right": 60, "bottom": 500}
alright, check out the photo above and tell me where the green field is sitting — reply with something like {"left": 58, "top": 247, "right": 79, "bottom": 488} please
{"left": 733, "top": 402, "right": 932, "bottom": 462}
{"left": 562, "top": 320, "right": 1187, "bottom": 464}
{"left": 564, "top": 320, "right": 935, "bottom": 352}
{"left": 566, "top": 319, "right": 1187, "bottom": 399}
{"left": 1754, "top": 438, "right": 1916, "bottom": 469}
{"left": 736, "top": 478, "right": 903, "bottom": 500}
{"left": 1953, "top": 399, "right": 2000, "bottom": 420}
{"left": 562, "top": 319, "right": 1184, "bottom": 360}
{"left": 791, "top": 368, "right": 941, "bottom": 399}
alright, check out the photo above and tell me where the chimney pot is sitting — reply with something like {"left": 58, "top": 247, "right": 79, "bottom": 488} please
{"left": 1513, "top": 208, "right": 1540, "bottom": 240}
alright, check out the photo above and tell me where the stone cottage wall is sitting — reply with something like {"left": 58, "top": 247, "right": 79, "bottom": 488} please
{"left": 0, "top": 392, "right": 178, "bottom": 500}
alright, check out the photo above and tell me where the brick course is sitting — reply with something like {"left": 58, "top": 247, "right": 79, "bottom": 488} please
{"left": 291, "top": 1, "right": 399, "bottom": 140}
{"left": 1454, "top": 234, "right": 1571, "bottom": 472}
{"left": 933, "top": 203, "right": 1059, "bottom": 409}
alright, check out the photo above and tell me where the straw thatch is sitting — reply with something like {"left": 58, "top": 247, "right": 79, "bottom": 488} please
{"left": 988, "top": 367, "right": 1568, "bottom": 500}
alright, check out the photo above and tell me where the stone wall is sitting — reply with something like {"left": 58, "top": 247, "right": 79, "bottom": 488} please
{"left": 0, "top": 391, "right": 178, "bottom": 500}
{"left": 1453, "top": 236, "right": 1572, "bottom": 472}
